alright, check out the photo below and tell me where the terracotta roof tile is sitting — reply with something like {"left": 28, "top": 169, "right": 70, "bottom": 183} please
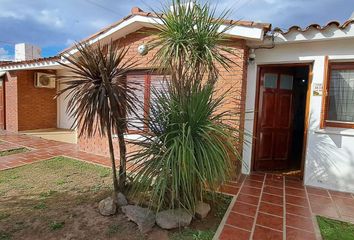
{"left": 60, "top": 7, "right": 271, "bottom": 54}
{"left": 0, "top": 56, "right": 60, "bottom": 68}
{"left": 273, "top": 19, "right": 354, "bottom": 34}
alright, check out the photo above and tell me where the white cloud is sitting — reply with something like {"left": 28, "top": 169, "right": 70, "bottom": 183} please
{"left": 34, "top": 9, "right": 64, "bottom": 28}
{"left": 0, "top": 10, "right": 25, "bottom": 20}
{"left": 90, "top": 19, "right": 110, "bottom": 29}
{"left": 0, "top": 48, "right": 13, "bottom": 61}
{"left": 65, "top": 39, "right": 75, "bottom": 46}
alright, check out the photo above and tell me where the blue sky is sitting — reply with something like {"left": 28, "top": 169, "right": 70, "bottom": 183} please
{"left": 0, "top": 0, "right": 353, "bottom": 59}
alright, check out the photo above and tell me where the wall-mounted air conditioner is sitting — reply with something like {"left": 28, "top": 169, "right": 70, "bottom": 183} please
{"left": 35, "top": 72, "right": 56, "bottom": 88}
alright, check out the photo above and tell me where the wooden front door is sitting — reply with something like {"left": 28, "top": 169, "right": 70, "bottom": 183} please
{"left": 254, "top": 67, "right": 295, "bottom": 171}
{"left": 0, "top": 79, "right": 4, "bottom": 130}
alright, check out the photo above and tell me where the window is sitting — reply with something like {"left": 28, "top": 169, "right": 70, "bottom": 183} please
{"left": 126, "top": 71, "right": 168, "bottom": 132}
{"left": 323, "top": 62, "right": 354, "bottom": 128}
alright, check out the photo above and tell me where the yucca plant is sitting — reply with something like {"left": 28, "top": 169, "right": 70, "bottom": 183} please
{"left": 129, "top": 81, "right": 240, "bottom": 212}
{"left": 57, "top": 42, "right": 136, "bottom": 202}
{"left": 128, "top": 0, "right": 242, "bottom": 213}
{"left": 149, "top": 0, "right": 235, "bottom": 93}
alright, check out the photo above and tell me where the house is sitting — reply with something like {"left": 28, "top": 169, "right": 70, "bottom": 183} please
{"left": 0, "top": 7, "right": 354, "bottom": 194}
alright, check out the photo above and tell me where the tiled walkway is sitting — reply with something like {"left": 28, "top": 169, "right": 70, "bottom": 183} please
{"left": 217, "top": 172, "right": 354, "bottom": 240}
{"left": 1, "top": 131, "right": 354, "bottom": 240}
{"left": 0, "top": 131, "right": 111, "bottom": 170}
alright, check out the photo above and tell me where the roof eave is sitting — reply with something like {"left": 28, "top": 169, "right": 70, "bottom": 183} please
{"left": 63, "top": 14, "right": 269, "bottom": 56}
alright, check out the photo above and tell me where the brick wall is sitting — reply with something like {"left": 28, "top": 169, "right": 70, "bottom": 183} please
{"left": 76, "top": 29, "right": 249, "bottom": 161}
{"left": 4, "top": 72, "right": 18, "bottom": 132}
{"left": 17, "top": 70, "right": 57, "bottom": 131}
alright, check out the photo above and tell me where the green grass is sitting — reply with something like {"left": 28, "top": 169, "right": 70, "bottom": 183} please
{"left": 170, "top": 229, "right": 215, "bottom": 240}
{"left": 0, "top": 147, "right": 29, "bottom": 157}
{"left": 49, "top": 221, "right": 65, "bottom": 231}
{"left": 317, "top": 216, "right": 354, "bottom": 240}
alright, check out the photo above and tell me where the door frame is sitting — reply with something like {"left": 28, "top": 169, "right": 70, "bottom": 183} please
{"left": 251, "top": 63, "right": 313, "bottom": 179}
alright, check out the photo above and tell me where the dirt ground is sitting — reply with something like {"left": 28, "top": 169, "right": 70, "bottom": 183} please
{"left": 0, "top": 157, "right": 230, "bottom": 240}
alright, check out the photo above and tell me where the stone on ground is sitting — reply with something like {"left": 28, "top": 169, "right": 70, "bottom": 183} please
{"left": 156, "top": 208, "right": 192, "bottom": 229}
{"left": 121, "top": 205, "right": 155, "bottom": 233}
{"left": 117, "top": 192, "right": 128, "bottom": 206}
{"left": 98, "top": 196, "right": 117, "bottom": 216}
{"left": 195, "top": 201, "right": 211, "bottom": 219}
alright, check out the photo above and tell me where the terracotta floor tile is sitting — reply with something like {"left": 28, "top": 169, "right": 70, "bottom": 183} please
{"left": 261, "top": 193, "right": 283, "bottom": 205}
{"left": 256, "top": 212, "right": 283, "bottom": 231}
{"left": 219, "top": 225, "right": 251, "bottom": 240}
{"left": 240, "top": 186, "right": 262, "bottom": 197}
{"left": 286, "top": 204, "right": 311, "bottom": 218}
{"left": 247, "top": 174, "right": 265, "bottom": 182}
{"left": 220, "top": 185, "right": 240, "bottom": 196}
{"left": 285, "top": 180, "right": 305, "bottom": 190}
{"left": 226, "top": 212, "right": 254, "bottom": 231}
{"left": 329, "top": 190, "right": 353, "bottom": 199}
{"left": 286, "top": 227, "right": 316, "bottom": 240}
{"left": 237, "top": 193, "right": 260, "bottom": 206}
{"left": 286, "top": 214, "right": 314, "bottom": 232}
{"left": 232, "top": 201, "right": 258, "bottom": 217}
{"left": 310, "top": 203, "right": 339, "bottom": 219}
{"left": 243, "top": 179, "right": 263, "bottom": 188}
{"left": 332, "top": 196, "right": 354, "bottom": 206}
{"left": 308, "top": 194, "right": 333, "bottom": 206}
{"left": 263, "top": 185, "right": 283, "bottom": 196}
{"left": 259, "top": 201, "right": 283, "bottom": 216}
{"left": 265, "top": 179, "right": 284, "bottom": 188}
{"left": 286, "top": 195, "right": 309, "bottom": 207}
{"left": 306, "top": 186, "right": 330, "bottom": 197}
{"left": 252, "top": 225, "right": 283, "bottom": 240}
{"left": 285, "top": 187, "right": 307, "bottom": 198}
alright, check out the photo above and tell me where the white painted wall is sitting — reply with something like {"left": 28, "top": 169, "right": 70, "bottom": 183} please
{"left": 244, "top": 38, "right": 354, "bottom": 193}
{"left": 56, "top": 69, "right": 76, "bottom": 130}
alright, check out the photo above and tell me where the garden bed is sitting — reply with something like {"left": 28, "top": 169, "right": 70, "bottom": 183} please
{"left": 0, "top": 157, "right": 231, "bottom": 240}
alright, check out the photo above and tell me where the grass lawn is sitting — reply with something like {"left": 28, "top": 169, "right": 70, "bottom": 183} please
{"left": 0, "top": 156, "right": 231, "bottom": 240}
{"left": 317, "top": 216, "right": 354, "bottom": 240}
{"left": 0, "top": 147, "right": 29, "bottom": 157}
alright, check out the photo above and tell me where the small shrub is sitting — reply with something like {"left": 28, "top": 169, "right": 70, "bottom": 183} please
{"left": 0, "top": 212, "right": 10, "bottom": 220}
{"left": 49, "top": 221, "right": 65, "bottom": 231}
{"left": 39, "top": 190, "right": 57, "bottom": 198}
{"left": 0, "top": 231, "right": 11, "bottom": 240}
{"left": 33, "top": 202, "right": 47, "bottom": 210}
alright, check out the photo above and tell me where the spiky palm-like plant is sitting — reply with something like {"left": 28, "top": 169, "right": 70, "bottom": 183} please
{"left": 128, "top": 0, "right": 241, "bottom": 213}
{"left": 129, "top": 82, "right": 240, "bottom": 212}
{"left": 149, "top": 0, "right": 235, "bottom": 93}
{"left": 57, "top": 42, "right": 136, "bottom": 200}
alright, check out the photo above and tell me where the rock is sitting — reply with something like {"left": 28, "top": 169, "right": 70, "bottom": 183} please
{"left": 156, "top": 209, "right": 192, "bottom": 229}
{"left": 195, "top": 201, "right": 211, "bottom": 219}
{"left": 122, "top": 205, "right": 155, "bottom": 233}
{"left": 98, "top": 197, "right": 117, "bottom": 216}
{"left": 117, "top": 192, "right": 128, "bottom": 207}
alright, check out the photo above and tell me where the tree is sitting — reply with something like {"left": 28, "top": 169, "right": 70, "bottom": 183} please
{"left": 129, "top": 0, "right": 241, "bottom": 213}
{"left": 57, "top": 42, "right": 136, "bottom": 202}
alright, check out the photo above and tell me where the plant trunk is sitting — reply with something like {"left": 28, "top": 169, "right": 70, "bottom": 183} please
{"left": 107, "top": 124, "right": 119, "bottom": 202}
{"left": 117, "top": 130, "right": 127, "bottom": 191}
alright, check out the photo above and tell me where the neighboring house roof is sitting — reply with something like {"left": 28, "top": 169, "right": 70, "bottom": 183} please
{"left": 273, "top": 19, "right": 354, "bottom": 34}
{"left": 262, "top": 18, "right": 354, "bottom": 45}
{"left": 61, "top": 7, "right": 271, "bottom": 55}
{"left": 0, "top": 56, "right": 60, "bottom": 71}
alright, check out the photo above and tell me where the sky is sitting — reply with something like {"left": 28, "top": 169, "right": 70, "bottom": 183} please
{"left": 0, "top": 0, "right": 353, "bottom": 60}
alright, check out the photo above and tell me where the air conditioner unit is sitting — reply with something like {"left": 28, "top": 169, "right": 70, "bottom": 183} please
{"left": 35, "top": 73, "right": 56, "bottom": 88}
